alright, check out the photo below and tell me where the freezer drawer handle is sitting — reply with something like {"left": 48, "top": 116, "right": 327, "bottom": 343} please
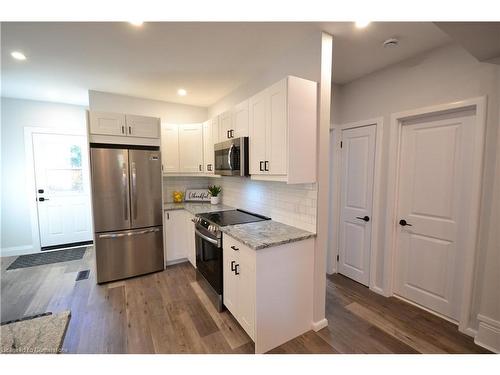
{"left": 98, "top": 227, "right": 160, "bottom": 239}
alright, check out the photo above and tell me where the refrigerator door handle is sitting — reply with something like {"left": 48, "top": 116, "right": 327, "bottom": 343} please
{"left": 131, "top": 162, "right": 138, "bottom": 220}
{"left": 122, "top": 163, "right": 129, "bottom": 221}
{"left": 98, "top": 227, "right": 160, "bottom": 239}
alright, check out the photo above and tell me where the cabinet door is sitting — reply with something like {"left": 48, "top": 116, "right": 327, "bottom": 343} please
{"left": 248, "top": 90, "right": 268, "bottom": 175}
{"left": 185, "top": 212, "right": 196, "bottom": 268}
{"left": 267, "top": 79, "right": 288, "bottom": 175}
{"left": 161, "top": 124, "right": 180, "bottom": 173}
{"left": 89, "top": 111, "right": 127, "bottom": 136}
{"left": 179, "top": 124, "right": 204, "bottom": 173}
{"left": 223, "top": 237, "right": 240, "bottom": 317}
{"left": 164, "top": 210, "right": 188, "bottom": 262}
{"left": 211, "top": 116, "right": 220, "bottom": 145}
{"left": 126, "top": 115, "right": 160, "bottom": 138}
{"left": 219, "top": 110, "right": 232, "bottom": 140}
{"left": 237, "top": 245, "right": 256, "bottom": 340}
{"left": 232, "top": 100, "right": 249, "bottom": 138}
{"left": 203, "top": 120, "right": 214, "bottom": 174}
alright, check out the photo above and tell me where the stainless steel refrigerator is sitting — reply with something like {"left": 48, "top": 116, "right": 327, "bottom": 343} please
{"left": 90, "top": 147, "right": 164, "bottom": 283}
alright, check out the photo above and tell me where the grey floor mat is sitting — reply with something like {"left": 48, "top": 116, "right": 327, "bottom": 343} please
{"left": 6, "top": 247, "right": 87, "bottom": 270}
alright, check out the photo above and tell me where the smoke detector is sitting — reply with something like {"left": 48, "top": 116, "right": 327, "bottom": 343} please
{"left": 383, "top": 38, "right": 400, "bottom": 48}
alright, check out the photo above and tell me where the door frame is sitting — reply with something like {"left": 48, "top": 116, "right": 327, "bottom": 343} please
{"left": 330, "top": 117, "right": 384, "bottom": 293}
{"left": 24, "top": 127, "right": 90, "bottom": 254}
{"left": 384, "top": 97, "right": 487, "bottom": 335}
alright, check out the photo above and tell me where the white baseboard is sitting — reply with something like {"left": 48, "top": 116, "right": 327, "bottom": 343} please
{"left": 311, "top": 318, "right": 328, "bottom": 331}
{"left": 369, "top": 285, "right": 385, "bottom": 296}
{"left": 475, "top": 315, "right": 500, "bottom": 353}
{"left": 166, "top": 258, "right": 188, "bottom": 267}
{"left": 0, "top": 245, "right": 35, "bottom": 257}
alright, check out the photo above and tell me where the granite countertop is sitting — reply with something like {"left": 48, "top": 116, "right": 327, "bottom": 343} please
{"left": 163, "top": 202, "right": 234, "bottom": 215}
{"left": 220, "top": 220, "right": 316, "bottom": 250}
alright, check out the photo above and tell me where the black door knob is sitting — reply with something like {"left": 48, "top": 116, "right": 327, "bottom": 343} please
{"left": 356, "top": 215, "right": 370, "bottom": 222}
{"left": 399, "top": 219, "right": 412, "bottom": 227}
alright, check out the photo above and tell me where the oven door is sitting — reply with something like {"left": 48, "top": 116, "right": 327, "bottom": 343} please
{"left": 195, "top": 225, "right": 223, "bottom": 295}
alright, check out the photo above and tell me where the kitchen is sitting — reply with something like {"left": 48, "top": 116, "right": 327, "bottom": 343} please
{"left": 1, "top": 19, "right": 499, "bottom": 363}
{"left": 87, "top": 75, "right": 319, "bottom": 353}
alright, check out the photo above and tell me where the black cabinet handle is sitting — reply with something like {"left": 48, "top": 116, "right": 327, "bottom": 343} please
{"left": 399, "top": 219, "right": 412, "bottom": 227}
{"left": 121, "top": 125, "right": 125, "bottom": 134}
{"left": 38, "top": 197, "right": 49, "bottom": 202}
{"left": 207, "top": 164, "right": 212, "bottom": 171}
{"left": 38, "top": 189, "right": 44, "bottom": 194}
{"left": 199, "top": 164, "right": 202, "bottom": 171}
{"left": 231, "top": 260, "right": 235, "bottom": 272}
{"left": 230, "top": 245, "right": 239, "bottom": 251}
{"left": 129, "top": 126, "right": 132, "bottom": 134}
{"left": 264, "top": 161, "right": 269, "bottom": 171}
{"left": 356, "top": 216, "right": 370, "bottom": 222}
{"left": 259, "top": 161, "right": 264, "bottom": 171}
{"left": 234, "top": 264, "right": 240, "bottom": 275}
{"left": 230, "top": 129, "right": 234, "bottom": 138}
{"left": 227, "top": 130, "right": 230, "bottom": 139}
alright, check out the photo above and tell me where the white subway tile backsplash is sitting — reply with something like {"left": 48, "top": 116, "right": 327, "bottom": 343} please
{"left": 163, "top": 176, "right": 318, "bottom": 232}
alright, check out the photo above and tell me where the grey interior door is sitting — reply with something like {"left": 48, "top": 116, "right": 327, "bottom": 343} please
{"left": 129, "top": 149, "right": 162, "bottom": 228}
{"left": 91, "top": 148, "right": 130, "bottom": 232}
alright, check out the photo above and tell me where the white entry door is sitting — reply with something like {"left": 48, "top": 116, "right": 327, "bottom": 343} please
{"left": 338, "top": 125, "right": 376, "bottom": 286}
{"left": 394, "top": 113, "right": 474, "bottom": 321}
{"left": 32, "top": 133, "right": 93, "bottom": 249}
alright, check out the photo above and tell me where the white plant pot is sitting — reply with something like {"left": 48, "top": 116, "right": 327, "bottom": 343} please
{"left": 210, "top": 196, "right": 220, "bottom": 205}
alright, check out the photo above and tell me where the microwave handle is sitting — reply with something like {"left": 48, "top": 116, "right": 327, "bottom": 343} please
{"left": 228, "top": 144, "right": 234, "bottom": 170}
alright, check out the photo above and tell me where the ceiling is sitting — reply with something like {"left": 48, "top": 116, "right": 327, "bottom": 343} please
{"left": 1, "top": 22, "right": 451, "bottom": 107}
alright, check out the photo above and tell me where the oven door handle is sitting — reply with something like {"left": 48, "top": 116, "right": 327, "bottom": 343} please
{"left": 195, "top": 228, "right": 219, "bottom": 246}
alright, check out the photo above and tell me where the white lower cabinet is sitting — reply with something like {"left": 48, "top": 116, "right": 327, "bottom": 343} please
{"left": 184, "top": 212, "right": 196, "bottom": 268}
{"left": 163, "top": 210, "right": 196, "bottom": 268}
{"left": 223, "top": 235, "right": 256, "bottom": 340}
{"left": 223, "top": 233, "right": 315, "bottom": 353}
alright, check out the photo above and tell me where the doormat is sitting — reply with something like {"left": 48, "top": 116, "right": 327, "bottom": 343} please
{"left": 6, "top": 247, "right": 87, "bottom": 270}
{"left": 1, "top": 310, "right": 71, "bottom": 354}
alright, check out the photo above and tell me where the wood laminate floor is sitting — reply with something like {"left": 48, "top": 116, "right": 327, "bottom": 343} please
{"left": 0, "top": 247, "right": 489, "bottom": 354}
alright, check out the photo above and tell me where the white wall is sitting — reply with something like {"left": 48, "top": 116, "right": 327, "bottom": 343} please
{"left": 89, "top": 90, "right": 207, "bottom": 124}
{"left": 333, "top": 43, "right": 500, "bottom": 341}
{"left": 0, "top": 97, "right": 88, "bottom": 255}
{"left": 163, "top": 176, "right": 212, "bottom": 203}
{"left": 208, "top": 32, "right": 321, "bottom": 118}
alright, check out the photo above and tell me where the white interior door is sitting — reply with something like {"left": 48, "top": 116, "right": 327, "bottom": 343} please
{"left": 32, "top": 133, "right": 93, "bottom": 249}
{"left": 394, "top": 113, "right": 474, "bottom": 321}
{"left": 338, "top": 125, "right": 376, "bottom": 286}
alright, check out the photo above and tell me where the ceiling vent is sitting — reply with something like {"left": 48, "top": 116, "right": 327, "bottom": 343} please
{"left": 383, "top": 38, "right": 400, "bottom": 48}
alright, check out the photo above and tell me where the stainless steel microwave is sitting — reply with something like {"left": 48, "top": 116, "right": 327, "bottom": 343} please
{"left": 214, "top": 137, "right": 249, "bottom": 176}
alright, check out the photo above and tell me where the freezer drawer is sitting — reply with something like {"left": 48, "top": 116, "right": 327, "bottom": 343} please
{"left": 95, "top": 226, "right": 164, "bottom": 283}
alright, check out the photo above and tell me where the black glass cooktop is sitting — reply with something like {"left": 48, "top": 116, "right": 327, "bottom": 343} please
{"left": 197, "top": 209, "right": 270, "bottom": 227}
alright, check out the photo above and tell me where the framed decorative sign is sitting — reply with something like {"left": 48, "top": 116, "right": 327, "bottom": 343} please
{"left": 185, "top": 189, "right": 210, "bottom": 202}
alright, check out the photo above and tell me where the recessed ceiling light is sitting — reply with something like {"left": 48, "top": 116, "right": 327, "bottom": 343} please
{"left": 177, "top": 89, "right": 187, "bottom": 96}
{"left": 355, "top": 21, "right": 371, "bottom": 29}
{"left": 11, "top": 51, "right": 27, "bottom": 60}
{"left": 129, "top": 21, "right": 144, "bottom": 27}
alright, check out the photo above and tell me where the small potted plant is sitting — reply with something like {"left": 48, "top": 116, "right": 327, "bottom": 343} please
{"left": 208, "top": 185, "right": 222, "bottom": 205}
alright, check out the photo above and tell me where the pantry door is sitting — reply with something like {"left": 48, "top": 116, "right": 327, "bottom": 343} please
{"left": 338, "top": 125, "right": 376, "bottom": 286}
{"left": 32, "top": 133, "right": 93, "bottom": 249}
{"left": 394, "top": 113, "right": 474, "bottom": 320}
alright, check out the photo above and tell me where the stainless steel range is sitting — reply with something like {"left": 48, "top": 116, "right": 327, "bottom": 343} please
{"left": 193, "top": 209, "right": 270, "bottom": 311}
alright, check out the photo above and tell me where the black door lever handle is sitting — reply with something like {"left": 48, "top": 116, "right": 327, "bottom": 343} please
{"left": 399, "top": 219, "right": 412, "bottom": 227}
{"left": 356, "top": 216, "right": 370, "bottom": 222}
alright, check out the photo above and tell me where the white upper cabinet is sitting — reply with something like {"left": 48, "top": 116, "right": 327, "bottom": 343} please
{"left": 232, "top": 99, "right": 249, "bottom": 139}
{"left": 249, "top": 90, "right": 268, "bottom": 175}
{"left": 126, "top": 114, "right": 160, "bottom": 138}
{"left": 161, "top": 124, "right": 180, "bottom": 173}
{"left": 88, "top": 111, "right": 160, "bottom": 146}
{"left": 203, "top": 120, "right": 215, "bottom": 174}
{"left": 248, "top": 76, "right": 317, "bottom": 184}
{"left": 219, "top": 110, "right": 233, "bottom": 141}
{"left": 89, "top": 111, "right": 127, "bottom": 136}
{"left": 178, "top": 124, "right": 204, "bottom": 173}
